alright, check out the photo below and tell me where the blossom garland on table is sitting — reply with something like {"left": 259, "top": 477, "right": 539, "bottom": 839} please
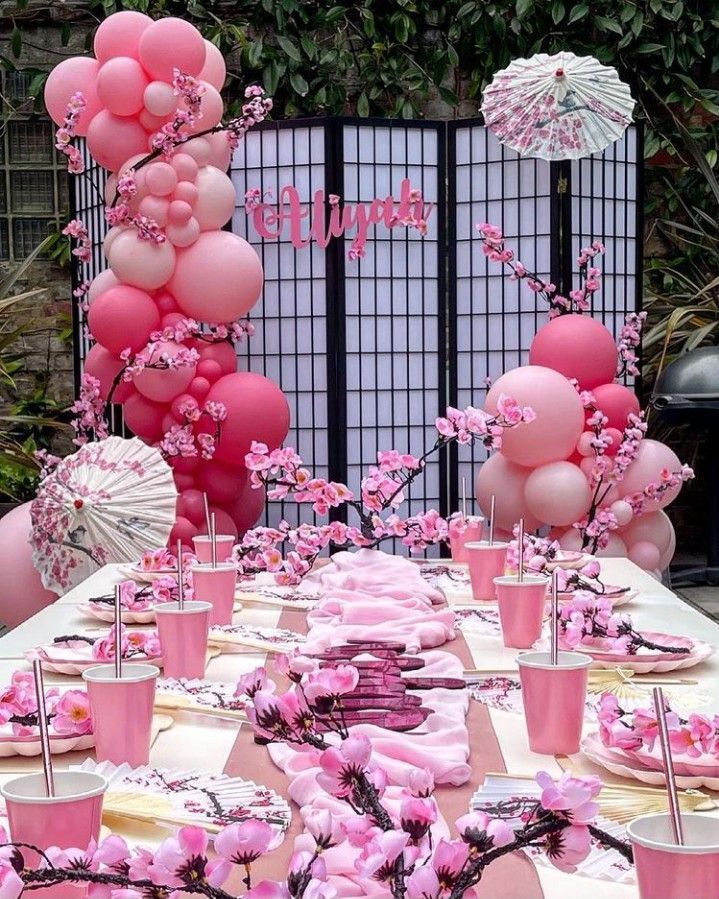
{"left": 231, "top": 399, "right": 535, "bottom": 584}
{"left": 89, "top": 577, "right": 189, "bottom": 611}
{"left": 0, "top": 671, "right": 92, "bottom": 736}
{"left": 48, "top": 624, "right": 162, "bottom": 662}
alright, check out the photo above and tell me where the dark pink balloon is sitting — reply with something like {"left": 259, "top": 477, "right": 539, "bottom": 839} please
{"left": 189, "top": 376, "right": 211, "bottom": 400}
{"left": 123, "top": 393, "right": 167, "bottom": 442}
{"left": 169, "top": 515, "right": 198, "bottom": 549}
{"left": 199, "top": 341, "right": 237, "bottom": 374}
{"left": 591, "top": 383, "right": 641, "bottom": 431}
{"left": 133, "top": 340, "right": 196, "bottom": 403}
{"left": 87, "top": 285, "right": 160, "bottom": 355}
{"left": 196, "top": 460, "right": 248, "bottom": 505}
{"left": 84, "top": 343, "right": 133, "bottom": 403}
{"left": 603, "top": 427, "right": 623, "bottom": 457}
{"left": 197, "top": 359, "right": 222, "bottom": 383}
{"left": 529, "top": 315, "right": 618, "bottom": 390}
{"left": 230, "top": 481, "right": 266, "bottom": 534}
{"left": 171, "top": 393, "right": 197, "bottom": 422}
{"left": 197, "top": 505, "right": 238, "bottom": 539}
{"left": 177, "top": 488, "right": 207, "bottom": 525}
{"left": 170, "top": 455, "right": 200, "bottom": 474}
{"left": 155, "top": 291, "right": 179, "bottom": 315}
{"left": 172, "top": 472, "right": 196, "bottom": 492}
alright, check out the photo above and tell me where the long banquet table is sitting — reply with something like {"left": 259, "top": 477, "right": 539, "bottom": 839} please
{"left": 0, "top": 557, "right": 717, "bottom": 898}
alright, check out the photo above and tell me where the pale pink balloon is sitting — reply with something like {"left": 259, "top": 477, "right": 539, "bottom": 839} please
{"left": 618, "top": 439, "right": 683, "bottom": 510}
{"left": 206, "top": 131, "right": 232, "bottom": 171}
{"left": 171, "top": 155, "right": 200, "bottom": 183}
{"left": 87, "top": 268, "right": 119, "bottom": 305}
{"left": 591, "top": 383, "right": 641, "bottom": 431}
{"left": 182, "top": 137, "right": 212, "bottom": 166}
{"left": 177, "top": 489, "right": 207, "bottom": 526}
{"left": 596, "top": 533, "right": 628, "bottom": 558}
{"left": 524, "top": 461, "right": 592, "bottom": 527}
{"left": 166, "top": 218, "right": 200, "bottom": 248}
{"left": 138, "top": 195, "right": 170, "bottom": 227}
{"left": 576, "top": 431, "right": 594, "bottom": 456}
{"left": 83, "top": 343, "right": 133, "bottom": 403}
{"left": 123, "top": 392, "right": 167, "bottom": 442}
{"left": 485, "top": 365, "right": 585, "bottom": 468}
{"left": 557, "top": 528, "right": 584, "bottom": 553}
{"left": 109, "top": 230, "right": 176, "bottom": 290}
{"left": 610, "top": 499, "right": 633, "bottom": 527}
{"left": 0, "top": 503, "right": 56, "bottom": 628}
{"left": 146, "top": 162, "right": 178, "bottom": 197}
{"left": 529, "top": 314, "right": 618, "bottom": 390}
{"left": 628, "top": 540, "right": 661, "bottom": 571}
{"left": 559, "top": 528, "right": 627, "bottom": 558}
{"left": 659, "top": 518, "right": 676, "bottom": 570}
{"left": 199, "top": 40, "right": 226, "bottom": 90}
{"left": 102, "top": 224, "right": 128, "bottom": 259}
{"left": 86, "top": 110, "right": 149, "bottom": 171}
{"left": 133, "top": 340, "right": 196, "bottom": 403}
{"left": 143, "top": 80, "right": 177, "bottom": 117}
{"left": 474, "top": 452, "right": 542, "bottom": 532}
{"left": 44, "top": 56, "right": 102, "bottom": 134}
{"left": 94, "top": 10, "right": 153, "bottom": 63}
{"left": 183, "top": 83, "right": 223, "bottom": 134}
{"left": 169, "top": 232, "right": 263, "bottom": 321}
{"left": 138, "top": 17, "right": 207, "bottom": 81}
{"left": 621, "top": 510, "right": 673, "bottom": 557}
{"left": 139, "top": 109, "right": 168, "bottom": 132}
{"left": 169, "top": 200, "right": 193, "bottom": 224}
{"left": 199, "top": 341, "right": 237, "bottom": 374}
{"left": 193, "top": 166, "right": 235, "bottom": 230}
{"left": 96, "top": 57, "right": 148, "bottom": 117}
{"left": 87, "top": 284, "right": 160, "bottom": 355}
{"left": 196, "top": 459, "right": 248, "bottom": 505}
{"left": 174, "top": 181, "right": 199, "bottom": 206}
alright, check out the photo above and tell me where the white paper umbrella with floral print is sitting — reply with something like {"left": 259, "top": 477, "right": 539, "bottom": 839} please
{"left": 30, "top": 436, "right": 177, "bottom": 593}
{"left": 481, "top": 52, "right": 635, "bottom": 160}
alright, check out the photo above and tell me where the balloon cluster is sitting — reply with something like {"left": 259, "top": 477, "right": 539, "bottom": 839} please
{"left": 45, "top": 11, "right": 290, "bottom": 546}
{"left": 475, "top": 227, "right": 693, "bottom": 575}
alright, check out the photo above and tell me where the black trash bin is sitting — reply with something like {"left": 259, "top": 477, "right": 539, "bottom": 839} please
{"left": 651, "top": 345, "right": 719, "bottom": 585}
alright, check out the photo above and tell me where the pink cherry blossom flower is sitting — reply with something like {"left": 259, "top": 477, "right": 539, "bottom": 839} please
{"left": 354, "top": 831, "right": 409, "bottom": 881}
{"left": 407, "top": 767, "right": 434, "bottom": 797}
{"left": 52, "top": 690, "right": 93, "bottom": 735}
{"left": 317, "top": 733, "right": 372, "bottom": 798}
{"left": 543, "top": 824, "right": 592, "bottom": 873}
{"left": 536, "top": 771, "right": 601, "bottom": 824}
{"left": 303, "top": 665, "right": 359, "bottom": 706}
{"left": 214, "top": 819, "right": 282, "bottom": 866}
{"left": 400, "top": 795, "right": 438, "bottom": 842}
{"left": 455, "top": 810, "right": 513, "bottom": 852}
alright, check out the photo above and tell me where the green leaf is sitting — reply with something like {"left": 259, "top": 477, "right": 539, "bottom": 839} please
{"left": 593, "top": 15, "right": 623, "bottom": 34}
{"left": 248, "top": 39, "right": 264, "bottom": 68}
{"left": 635, "top": 42, "right": 665, "bottom": 53}
{"left": 631, "top": 11, "right": 645, "bottom": 36}
{"left": 357, "top": 91, "right": 369, "bottom": 117}
{"left": 706, "top": 149, "right": 718, "bottom": 168}
{"left": 300, "top": 35, "right": 317, "bottom": 60}
{"left": 276, "top": 35, "right": 301, "bottom": 62}
{"left": 10, "top": 27, "right": 22, "bottom": 59}
{"left": 567, "top": 3, "right": 588, "bottom": 24}
{"left": 551, "top": 0, "right": 565, "bottom": 23}
{"left": 457, "top": 2, "right": 475, "bottom": 16}
{"left": 515, "top": 0, "right": 533, "bottom": 19}
{"left": 620, "top": 3, "right": 635, "bottom": 22}
{"left": 290, "top": 72, "right": 308, "bottom": 96}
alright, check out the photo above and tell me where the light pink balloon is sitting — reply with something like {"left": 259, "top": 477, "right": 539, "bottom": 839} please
{"left": 171, "top": 155, "right": 200, "bottom": 183}
{"left": 621, "top": 510, "right": 673, "bottom": 557}
{"left": 474, "top": 452, "right": 542, "bottom": 532}
{"left": 576, "top": 431, "right": 594, "bottom": 456}
{"left": 193, "top": 166, "right": 235, "bottom": 230}
{"left": 96, "top": 57, "right": 148, "bottom": 117}
{"left": 0, "top": 503, "right": 56, "bottom": 628}
{"left": 143, "top": 80, "right": 177, "bottom": 117}
{"left": 173, "top": 181, "right": 199, "bottom": 205}
{"left": 44, "top": 57, "right": 102, "bottom": 134}
{"left": 182, "top": 138, "right": 212, "bottom": 166}
{"left": 87, "top": 284, "right": 160, "bottom": 355}
{"left": 610, "top": 500, "right": 633, "bottom": 527}
{"left": 138, "top": 195, "right": 170, "bottom": 227}
{"left": 139, "top": 109, "right": 168, "bottom": 132}
{"left": 122, "top": 392, "right": 167, "bottom": 442}
{"left": 146, "top": 162, "right": 178, "bottom": 197}
{"left": 559, "top": 528, "right": 627, "bottom": 558}
{"left": 196, "top": 459, "right": 248, "bottom": 505}
{"left": 102, "top": 224, "right": 128, "bottom": 259}
{"left": 524, "top": 461, "right": 592, "bottom": 526}
{"left": 183, "top": 83, "right": 223, "bottom": 134}
{"left": 109, "top": 229, "right": 176, "bottom": 290}
{"left": 206, "top": 131, "right": 232, "bottom": 171}
{"left": 138, "top": 17, "right": 206, "bottom": 82}
{"left": 485, "top": 365, "right": 585, "bottom": 468}
{"left": 133, "top": 340, "right": 196, "bottom": 403}
{"left": 94, "top": 10, "right": 153, "bottom": 63}
{"left": 659, "top": 518, "right": 676, "bottom": 570}
{"left": 83, "top": 343, "right": 133, "bottom": 403}
{"left": 199, "top": 40, "right": 226, "bottom": 90}
{"left": 166, "top": 218, "right": 200, "bottom": 248}
{"left": 619, "top": 439, "right": 683, "bottom": 510}
{"left": 169, "top": 200, "right": 193, "bottom": 224}
{"left": 628, "top": 540, "right": 661, "bottom": 571}
{"left": 86, "top": 110, "right": 149, "bottom": 171}
{"left": 596, "top": 533, "right": 628, "bottom": 558}
{"left": 529, "top": 315, "right": 618, "bottom": 390}
{"left": 169, "top": 232, "right": 263, "bottom": 321}
{"left": 87, "top": 268, "right": 119, "bottom": 304}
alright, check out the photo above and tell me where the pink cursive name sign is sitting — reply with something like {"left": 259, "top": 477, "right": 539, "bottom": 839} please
{"left": 245, "top": 178, "right": 433, "bottom": 260}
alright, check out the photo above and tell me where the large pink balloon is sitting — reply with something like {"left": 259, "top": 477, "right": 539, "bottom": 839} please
{"left": 559, "top": 528, "right": 627, "bottom": 558}
{"left": 86, "top": 110, "right": 149, "bottom": 171}
{"left": 198, "top": 372, "right": 289, "bottom": 465}
{"left": 230, "top": 481, "right": 266, "bottom": 534}
{"left": 169, "top": 515, "right": 198, "bottom": 549}
{"left": 44, "top": 57, "right": 102, "bottom": 135}
{"left": 109, "top": 230, "right": 177, "bottom": 290}
{"left": 199, "top": 40, "right": 227, "bottom": 90}
{"left": 524, "top": 461, "right": 592, "bottom": 526}
{"left": 96, "top": 57, "right": 148, "bottom": 117}
{"left": 169, "top": 232, "right": 263, "bottom": 322}
{"left": 591, "top": 383, "right": 641, "bottom": 431}
{"left": 84, "top": 343, "right": 133, "bottom": 403}
{"left": 198, "top": 506, "right": 238, "bottom": 540}
{"left": 529, "top": 315, "right": 618, "bottom": 390}
{"left": 196, "top": 460, "right": 248, "bottom": 505}
{"left": 0, "top": 503, "right": 56, "bottom": 628}
{"left": 193, "top": 166, "right": 235, "bottom": 230}
{"left": 138, "top": 17, "right": 206, "bottom": 82}
{"left": 87, "top": 285, "right": 160, "bottom": 355}
{"left": 206, "top": 131, "right": 232, "bottom": 171}
{"left": 474, "top": 452, "right": 542, "bottom": 532}
{"left": 133, "top": 340, "right": 196, "bottom": 403}
{"left": 123, "top": 392, "right": 167, "bottom": 442}
{"left": 485, "top": 366, "right": 585, "bottom": 468}
{"left": 619, "top": 439, "right": 683, "bottom": 510}
{"left": 94, "top": 11, "right": 153, "bottom": 63}
{"left": 628, "top": 540, "right": 661, "bottom": 571}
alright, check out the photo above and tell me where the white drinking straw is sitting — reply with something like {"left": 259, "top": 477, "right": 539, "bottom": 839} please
{"left": 210, "top": 512, "right": 217, "bottom": 567}
{"left": 517, "top": 518, "right": 525, "bottom": 583}
{"left": 550, "top": 569, "right": 559, "bottom": 666}
{"left": 488, "top": 495, "right": 496, "bottom": 545}
{"left": 203, "top": 492, "right": 212, "bottom": 538}
{"left": 32, "top": 659, "right": 55, "bottom": 797}
{"left": 176, "top": 539, "right": 185, "bottom": 610}
{"left": 114, "top": 583, "right": 122, "bottom": 679}
{"left": 461, "top": 476, "right": 467, "bottom": 519}
{"left": 652, "top": 686, "right": 684, "bottom": 844}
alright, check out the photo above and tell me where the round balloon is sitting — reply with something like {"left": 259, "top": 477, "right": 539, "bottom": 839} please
{"left": 197, "top": 506, "right": 238, "bottom": 540}
{"left": 196, "top": 459, "right": 248, "bottom": 505}
{"left": 138, "top": 17, "right": 207, "bottom": 82}
{"left": 123, "top": 392, "right": 167, "bottom": 442}
{"left": 230, "top": 480, "right": 266, "bottom": 534}
{"left": 628, "top": 540, "right": 661, "bottom": 571}
{"left": 529, "top": 314, "right": 618, "bottom": 390}
{"left": 591, "top": 383, "right": 641, "bottom": 431}
{"left": 475, "top": 452, "right": 542, "bottom": 533}
{"left": 205, "top": 131, "right": 232, "bottom": 171}
{"left": 94, "top": 11, "right": 153, "bottom": 64}
{"left": 108, "top": 230, "right": 176, "bottom": 290}
{"left": 96, "top": 57, "right": 148, "bottom": 117}
{"left": 84, "top": 343, "right": 134, "bottom": 403}
{"left": 619, "top": 439, "right": 683, "bottom": 510}
{"left": 621, "top": 510, "right": 674, "bottom": 558}
{"left": 524, "top": 461, "right": 592, "bottom": 526}
{"left": 485, "top": 366, "right": 585, "bottom": 468}
{"left": 169, "top": 515, "right": 198, "bottom": 548}
{"left": 86, "top": 110, "right": 149, "bottom": 171}
{"left": 199, "top": 40, "right": 226, "bottom": 90}
{"left": 610, "top": 499, "right": 633, "bottom": 527}
{"left": 169, "top": 232, "right": 263, "bottom": 322}
{"left": 133, "top": 340, "right": 196, "bottom": 403}
{"left": 87, "top": 269, "right": 119, "bottom": 305}
{"left": 199, "top": 341, "right": 237, "bottom": 374}
{"left": 193, "top": 166, "right": 235, "bottom": 230}
{"left": 87, "top": 285, "right": 160, "bottom": 355}
{"left": 143, "top": 81, "right": 177, "bottom": 117}
{"left": 183, "top": 83, "right": 224, "bottom": 135}
{"left": 0, "top": 503, "right": 56, "bottom": 628}
{"left": 177, "top": 489, "right": 207, "bottom": 526}
{"left": 44, "top": 57, "right": 103, "bottom": 135}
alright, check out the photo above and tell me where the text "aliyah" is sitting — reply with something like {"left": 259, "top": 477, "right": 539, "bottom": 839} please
{"left": 245, "top": 178, "right": 433, "bottom": 259}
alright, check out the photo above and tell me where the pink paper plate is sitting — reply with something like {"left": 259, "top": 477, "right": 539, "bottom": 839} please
{"left": 557, "top": 586, "right": 637, "bottom": 607}
{"left": 25, "top": 642, "right": 163, "bottom": 676}
{"left": 563, "top": 633, "right": 715, "bottom": 673}
{"left": 624, "top": 742, "right": 719, "bottom": 778}
{"left": 86, "top": 603, "right": 158, "bottom": 625}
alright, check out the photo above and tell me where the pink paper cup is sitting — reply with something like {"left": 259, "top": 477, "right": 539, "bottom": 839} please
{"left": 2, "top": 770, "right": 107, "bottom": 899}
{"left": 191, "top": 563, "right": 237, "bottom": 626}
{"left": 192, "top": 534, "right": 236, "bottom": 564}
{"left": 82, "top": 662, "right": 159, "bottom": 767}
{"left": 517, "top": 650, "right": 592, "bottom": 754}
{"left": 449, "top": 518, "right": 484, "bottom": 563}
{"left": 155, "top": 601, "right": 211, "bottom": 679}
{"left": 494, "top": 575, "right": 549, "bottom": 648}
{"left": 465, "top": 541, "right": 508, "bottom": 600}
{"left": 628, "top": 813, "right": 719, "bottom": 899}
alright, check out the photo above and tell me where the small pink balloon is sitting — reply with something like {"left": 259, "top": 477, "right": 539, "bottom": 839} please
{"left": 659, "top": 518, "right": 676, "bottom": 570}
{"left": 197, "top": 359, "right": 222, "bottom": 383}
{"left": 529, "top": 315, "right": 618, "bottom": 390}
{"left": 166, "top": 218, "right": 201, "bottom": 248}
{"left": 171, "top": 393, "right": 197, "bottom": 421}
{"left": 596, "top": 533, "right": 628, "bottom": 558}
{"left": 87, "top": 284, "right": 160, "bottom": 355}
{"left": 109, "top": 229, "right": 176, "bottom": 290}
{"left": 123, "top": 392, "right": 167, "bottom": 442}
{"left": 621, "top": 510, "right": 674, "bottom": 556}
{"left": 199, "top": 341, "right": 237, "bottom": 374}
{"left": 87, "top": 268, "right": 119, "bottom": 305}
{"left": 474, "top": 452, "right": 542, "bottom": 532}
{"left": 196, "top": 460, "right": 248, "bottom": 505}
{"left": 44, "top": 57, "right": 102, "bottom": 134}
{"left": 193, "top": 166, "right": 235, "bottom": 230}
{"left": 173, "top": 181, "right": 200, "bottom": 206}
{"left": 628, "top": 540, "right": 661, "bottom": 571}
{"left": 189, "top": 376, "right": 211, "bottom": 399}
{"left": 576, "top": 431, "right": 594, "bottom": 457}
{"left": 84, "top": 343, "right": 133, "bottom": 403}
{"left": 206, "top": 131, "right": 232, "bottom": 171}
{"left": 171, "top": 155, "right": 200, "bottom": 183}
{"left": 143, "top": 80, "right": 177, "bottom": 117}
{"left": 168, "top": 200, "right": 193, "bottom": 224}
{"left": 96, "top": 57, "right": 148, "bottom": 117}
{"left": 94, "top": 10, "right": 153, "bottom": 63}
{"left": 524, "top": 461, "right": 592, "bottom": 527}
{"left": 138, "top": 195, "right": 170, "bottom": 227}
{"left": 182, "top": 137, "right": 212, "bottom": 166}
{"left": 610, "top": 500, "right": 633, "bottom": 527}
{"left": 579, "top": 456, "right": 597, "bottom": 479}
{"left": 139, "top": 17, "right": 206, "bottom": 81}
{"left": 145, "top": 162, "right": 178, "bottom": 197}
{"left": 169, "top": 515, "right": 198, "bottom": 549}
{"left": 591, "top": 383, "right": 641, "bottom": 431}
{"left": 139, "top": 109, "right": 168, "bottom": 132}
{"left": 0, "top": 503, "right": 57, "bottom": 628}
{"left": 155, "top": 291, "right": 179, "bottom": 315}
{"left": 161, "top": 413, "right": 177, "bottom": 434}
{"left": 183, "top": 83, "right": 223, "bottom": 134}
{"left": 199, "top": 39, "right": 226, "bottom": 90}
{"left": 133, "top": 340, "right": 196, "bottom": 402}
{"left": 86, "top": 110, "right": 149, "bottom": 171}
{"left": 161, "top": 312, "right": 186, "bottom": 329}
{"left": 177, "top": 489, "right": 207, "bottom": 526}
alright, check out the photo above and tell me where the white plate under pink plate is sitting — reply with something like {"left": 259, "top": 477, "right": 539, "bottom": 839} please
{"left": 582, "top": 732, "right": 719, "bottom": 790}
{"left": 118, "top": 565, "right": 179, "bottom": 584}
{"left": 545, "top": 552, "right": 595, "bottom": 571}
{"left": 24, "top": 642, "right": 163, "bottom": 676}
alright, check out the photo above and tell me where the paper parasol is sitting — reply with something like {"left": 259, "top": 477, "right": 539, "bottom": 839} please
{"left": 30, "top": 436, "right": 177, "bottom": 592}
{"left": 481, "top": 51, "right": 635, "bottom": 160}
